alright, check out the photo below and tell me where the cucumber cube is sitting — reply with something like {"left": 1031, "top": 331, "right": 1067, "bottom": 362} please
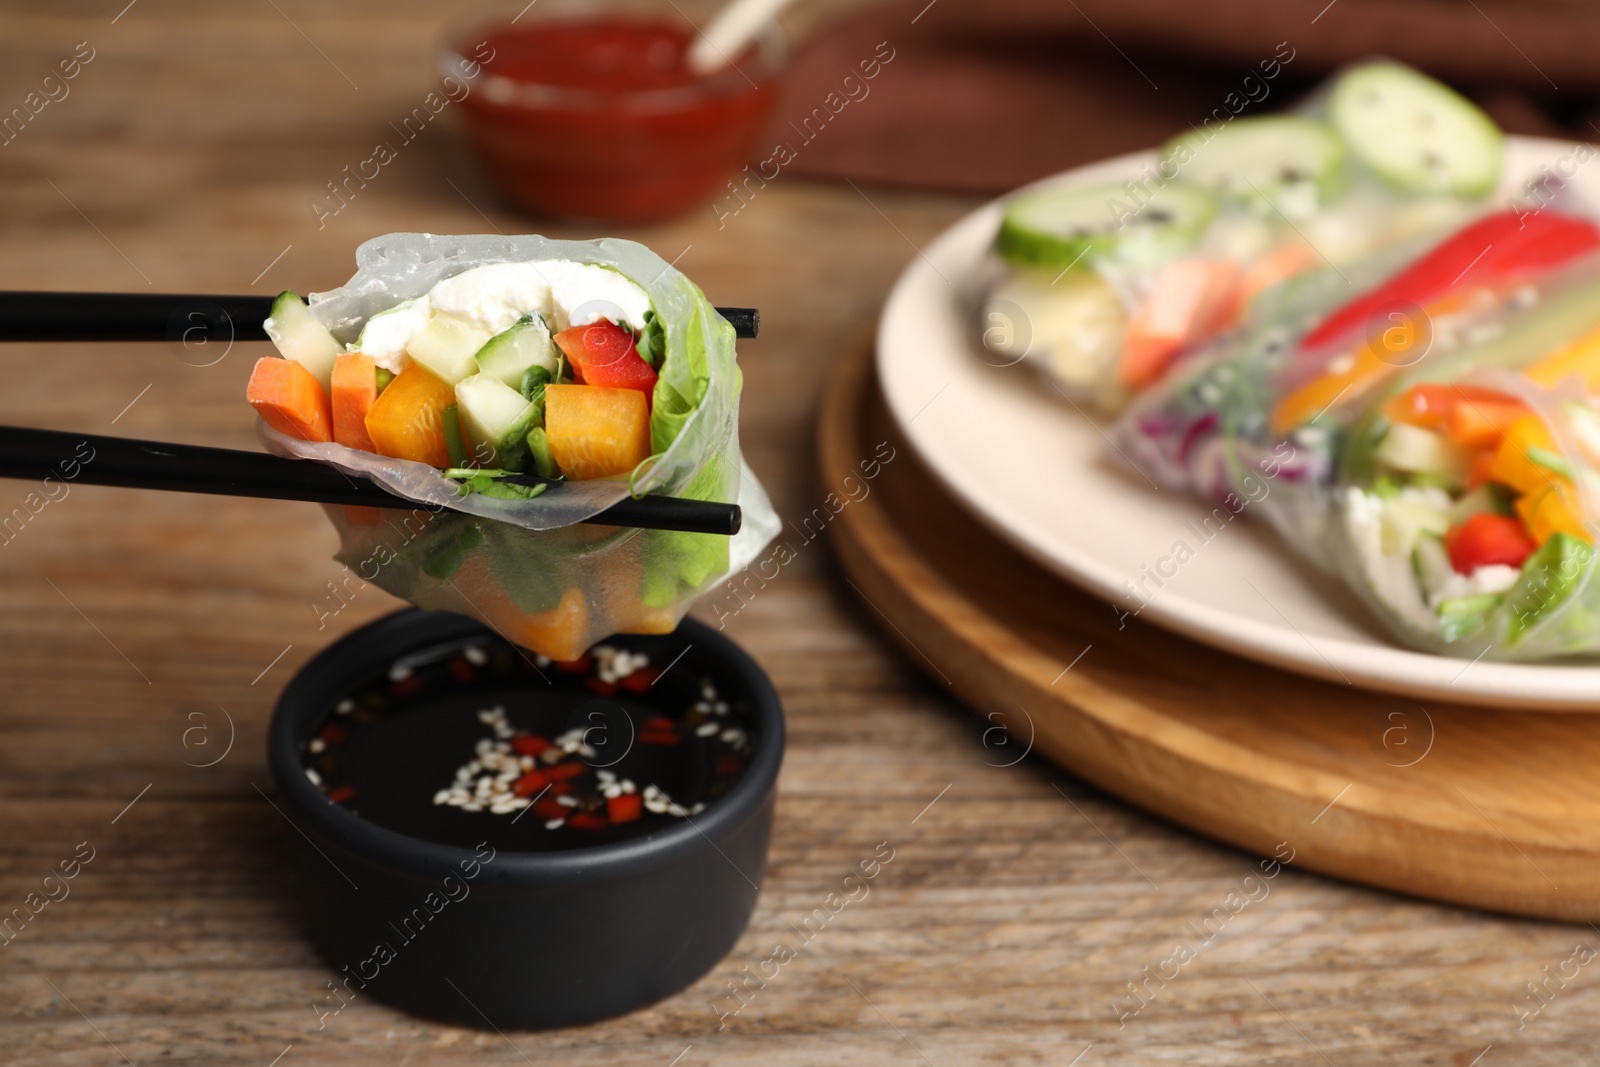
{"left": 475, "top": 315, "right": 558, "bottom": 389}
{"left": 264, "top": 290, "right": 341, "bottom": 391}
{"left": 455, "top": 373, "right": 538, "bottom": 469}
{"left": 408, "top": 314, "right": 490, "bottom": 385}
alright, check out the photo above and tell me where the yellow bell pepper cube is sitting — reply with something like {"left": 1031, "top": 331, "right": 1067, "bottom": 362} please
{"left": 1487, "top": 415, "right": 1567, "bottom": 497}
{"left": 1515, "top": 482, "right": 1591, "bottom": 545}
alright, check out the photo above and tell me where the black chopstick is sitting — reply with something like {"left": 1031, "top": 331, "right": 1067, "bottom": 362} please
{"left": 0, "top": 292, "right": 759, "bottom": 341}
{"left": 0, "top": 425, "right": 741, "bottom": 536}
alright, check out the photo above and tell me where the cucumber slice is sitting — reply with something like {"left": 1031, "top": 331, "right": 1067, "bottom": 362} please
{"left": 407, "top": 314, "right": 491, "bottom": 386}
{"left": 1411, "top": 533, "right": 1455, "bottom": 600}
{"left": 474, "top": 315, "right": 558, "bottom": 389}
{"left": 1374, "top": 423, "right": 1468, "bottom": 482}
{"left": 1380, "top": 496, "right": 1451, "bottom": 555}
{"left": 1162, "top": 117, "right": 1347, "bottom": 216}
{"left": 455, "top": 373, "right": 538, "bottom": 470}
{"left": 263, "top": 291, "right": 340, "bottom": 391}
{"left": 996, "top": 180, "right": 1217, "bottom": 270}
{"left": 1329, "top": 62, "right": 1503, "bottom": 196}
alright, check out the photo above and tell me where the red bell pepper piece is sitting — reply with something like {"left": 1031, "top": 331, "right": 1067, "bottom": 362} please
{"left": 554, "top": 321, "right": 659, "bottom": 406}
{"left": 607, "top": 794, "right": 642, "bottom": 823}
{"left": 547, "top": 761, "right": 586, "bottom": 781}
{"left": 511, "top": 734, "right": 551, "bottom": 757}
{"left": 512, "top": 770, "right": 551, "bottom": 797}
{"left": 1303, "top": 211, "right": 1600, "bottom": 350}
{"left": 1443, "top": 513, "right": 1539, "bottom": 574}
{"left": 618, "top": 666, "right": 660, "bottom": 692}
{"left": 567, "top": 812, "right": 608, "bottom": 831}
{"left": 532, "top": 797, "right": 567, "bottom": 820}
{"left": 326, "top": 785, "right": 357, "bottom": 804}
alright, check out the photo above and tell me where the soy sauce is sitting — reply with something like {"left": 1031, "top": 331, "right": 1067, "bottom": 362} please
{"left": 299, "top": 636, "right": 754, "bottom": 853}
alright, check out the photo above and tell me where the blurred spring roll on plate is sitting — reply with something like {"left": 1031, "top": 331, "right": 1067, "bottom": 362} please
{"left": 244, "top": 233, "right": 779, "bottom": 660}
{"left": 979, "top": 60, "right": 1506, "bottom": 410}
{"left": 1112, "top": 206, "right": 1600, "bottom": 661}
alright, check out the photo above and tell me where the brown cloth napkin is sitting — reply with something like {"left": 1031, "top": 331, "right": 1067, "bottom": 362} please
{"left": 756, "top": 0, "right": 1594, "bottom": 194}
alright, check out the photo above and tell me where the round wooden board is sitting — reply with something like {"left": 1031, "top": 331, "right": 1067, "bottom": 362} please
{"left": 818, "top": 333, "right": 1600, "bottom": 922}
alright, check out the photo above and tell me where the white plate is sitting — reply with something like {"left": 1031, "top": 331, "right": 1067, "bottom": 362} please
{"left": 877, "top": 137, "right": 1600, "bottom": 711}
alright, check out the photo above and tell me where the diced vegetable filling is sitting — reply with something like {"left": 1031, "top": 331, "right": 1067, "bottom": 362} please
{"left": 248, "top": 259, "right": 669, "bottom": 491}
{"left": 1348, "top": 372, "right": 1599, "bottom": 643}
{"left": 981, "top": 60, "right": 1509, "bottom": 415}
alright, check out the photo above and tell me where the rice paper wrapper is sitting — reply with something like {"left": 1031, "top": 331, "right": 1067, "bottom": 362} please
{"left": 1112, "top": 246, "right": 1600, "bottom": 662}
{"left": 263, "top": 232, "right": 780, "bottom": 659}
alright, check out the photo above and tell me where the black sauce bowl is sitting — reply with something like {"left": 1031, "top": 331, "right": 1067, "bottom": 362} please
{"left": 266, "top": 608, "right": 784, "bottom": 1030}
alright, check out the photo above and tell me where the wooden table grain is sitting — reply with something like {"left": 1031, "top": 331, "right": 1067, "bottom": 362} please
{"left": 1, "top": 4, "right": 1597, "bottom": 1065}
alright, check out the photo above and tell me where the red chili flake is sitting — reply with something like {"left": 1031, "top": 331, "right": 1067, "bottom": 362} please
{"left": 584, "top": 678, "right": 618, "bottom": 696}
{"left": 715, "top": 753, "right": 744, "bottom": 777}
{"left": 546, "top": 761, "right": 586, "bottom": 781}
{"left": 548, "top": 780, "right": 575, "bottom": 796}
{"left": 643, "top": 716, "right": 676, "bottom": 732}
{"left": 607, "top": 794, "right": 642, "bottom": 823}
{"left": 567, "top": 812, "right": 607, "bottom": 831}
{"left": 390, "top": 675, "right": 424, "bottom": 697}
{"left": 512, "top": 771, "right": 551, "bottom": 797}
{"left": 326, "top": 785, "right": 357, "bottom": 804}
{"left": 532, "top": 798, "right": 567, "bottom": 820}
{"left": 553, "top": 654, "right": 592, "bottom": 674}
{"left": 641, "top": 733, "right": 681, "bottom": 747}
{"left": 449, "top": 659, "right": 477, "bottom": 684}
{"left": 511, "top": 734, "right": 551, "bottom": 757}
{"left": 618, "top": 667, "right": 660, "bottom": 693}
{"left": 319, "top": 722, "right": 348, "bottom": 745}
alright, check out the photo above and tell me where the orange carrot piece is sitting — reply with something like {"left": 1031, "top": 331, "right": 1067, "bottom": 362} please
{"left": 331, "top": 352, "right": 379, "bottom": 452}
{"left": 543, "top": 384, "right": 652, "bottom": 481}
{"left": 363, "top": 365, "right": 455, "bottom": 468}
{"left": 1121, "top": 259, "right": 1239, "bottom": 388}
{"left": 247, "top": 357, "right": 333, "bottom": 442}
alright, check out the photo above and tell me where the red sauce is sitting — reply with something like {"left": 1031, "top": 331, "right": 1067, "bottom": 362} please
{"left": 455, "top": 18, "right": 779, "bottom": 222}
{"left": 485, "top": 20, "right": 703, "bottom": 93}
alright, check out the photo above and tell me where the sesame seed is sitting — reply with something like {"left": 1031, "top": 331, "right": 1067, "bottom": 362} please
{"left": 696, "top": 722, "right": 718, "bottom": 737}
{"left": 603, "top": 785, "right": 621, "bottom": 799}
{"left": 309, "top": 738, "right": 326, "bottom": 754}
{"left": 556, "top": 796, "right": 578, "bottom": 808}
{"left": 433, "top": 789, "right": 450, "bottom": 805}
{"left": 388, "top": 664, "right": 413, "bottom": 683}
{"left": 335, "top": 698, "right": 355, "bottom": 715}
{"left": 545, "top": 819, "right": 565, "bottom": 830}
{"left": 464, "top": 646, "right": 488, "bottom": 666}
{"left": 305, "top": 768, "right": 322, "bottom": 786}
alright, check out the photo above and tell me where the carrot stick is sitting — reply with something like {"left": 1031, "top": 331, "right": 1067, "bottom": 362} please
{"left": 247, "top": 357, "right": 333, "bottom": 442}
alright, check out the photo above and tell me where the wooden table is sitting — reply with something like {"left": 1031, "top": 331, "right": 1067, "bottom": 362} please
{"left": 2, "top": 4, "right": 1597, "bottom": 1064}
